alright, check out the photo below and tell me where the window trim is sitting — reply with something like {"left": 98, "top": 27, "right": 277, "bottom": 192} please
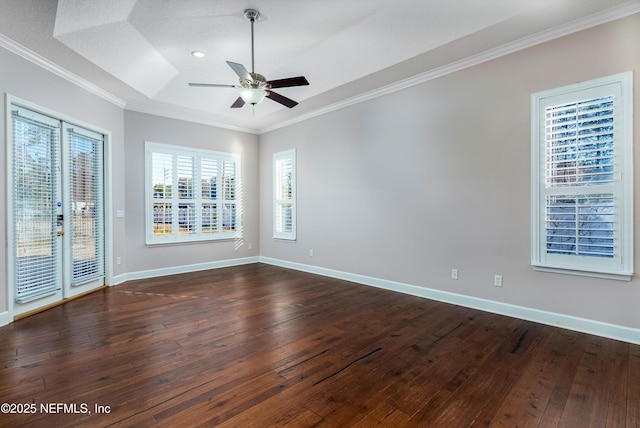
{"left": 273, "top": 149, "right": 296, "bottom": 241}
{"left": 531, "top": 72, "right": 633, "bottom": 281}
{"left": 145, "top": 141, "right": 241, "bottom": 245}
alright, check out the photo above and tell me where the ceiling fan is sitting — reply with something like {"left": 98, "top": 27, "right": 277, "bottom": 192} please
{"left": 189, "top": 9, "right": 309, "bottom": 109}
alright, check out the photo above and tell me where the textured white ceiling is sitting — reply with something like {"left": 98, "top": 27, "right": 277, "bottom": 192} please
{"left": 0, "top": 0, "right": 638, "bottom": 132}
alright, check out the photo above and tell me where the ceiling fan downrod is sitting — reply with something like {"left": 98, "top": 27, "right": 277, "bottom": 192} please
{"left": 244, "top": 9, "right": 260, "bottom": 75}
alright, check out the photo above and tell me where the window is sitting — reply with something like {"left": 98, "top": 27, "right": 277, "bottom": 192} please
{"left": 273, "top": 149, "right": 296, "bottom": 240}
{"left": 531, "top": 72, "right": 633, "bottom": 280}
{"left": 145, "top": 142, "right": 241, "bottom": 244}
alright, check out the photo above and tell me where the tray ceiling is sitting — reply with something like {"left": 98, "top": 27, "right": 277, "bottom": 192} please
{"left": 0, "top": 0, "right": 638, "bottom": 133}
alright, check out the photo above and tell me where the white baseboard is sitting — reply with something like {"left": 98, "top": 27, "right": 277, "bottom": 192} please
{"left": 110, "top": 274, "right": 128, "bottom": 286}
{"left": 0, "top": 311, "right": 10, "bottom": 327}
{"left": 259, "top": 257, "right": 640, "bottom": 345}
{"left": 118, "top": 256, "right": 260, "bottom": 284}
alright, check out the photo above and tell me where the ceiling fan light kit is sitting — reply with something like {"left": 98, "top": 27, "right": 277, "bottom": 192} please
{"left": 239, "top": 87, "right": 267, "bottom": 105}
{"left": 189, "top": 8, "right": 309, "bottom": 110}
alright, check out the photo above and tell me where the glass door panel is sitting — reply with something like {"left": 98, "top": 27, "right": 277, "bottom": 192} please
{"left": 63, "top": 124, "right": 105, "bottom": 298}
{"left": 10, "top": 109, "right": 63, "bottom": 315}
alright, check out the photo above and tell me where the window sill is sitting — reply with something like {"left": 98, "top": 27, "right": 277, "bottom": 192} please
{"left": 273, "top": 237, "right": 296, "bottom": 242}
{"left": 532, "top": 264, "right": 632, "bottom": 282}
{"left": 146, "top": 235, "right": 240, "bottom": 247}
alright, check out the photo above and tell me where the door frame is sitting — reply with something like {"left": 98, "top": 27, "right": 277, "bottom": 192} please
{"left": 5, "top": 94, "right": 114, "bottom": 319}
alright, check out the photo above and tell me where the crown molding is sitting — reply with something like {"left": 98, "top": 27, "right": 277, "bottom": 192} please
{"left": 259, "top": 1, "right": 640, "bottom": 134}
{"left": 0, "top": 34, "right": 126, "bottom": 108}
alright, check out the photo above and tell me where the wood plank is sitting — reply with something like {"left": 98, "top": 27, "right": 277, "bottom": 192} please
{"left": 627, "top": 343, "right": 640, "bottom": 427}
{"left": 605, "top": 340, "right": 630, "bottom": 427}
{"left": 489, "top": 327, "right": 576, "bottom": 427}
{"left": 559, "top": 335, "right": 618, "bottom": 427}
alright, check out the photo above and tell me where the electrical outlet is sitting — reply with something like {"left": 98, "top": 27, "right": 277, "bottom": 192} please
{"left": 248, "top": 243, "right": 253, "bottom": 250}
{"left": 309, "top": 249, "right": 314, "bottom": 257}
{"left": 494, "top": 275, "right": 503, "bottom": 287}
{"left": 451, "top": 269, "right": 458, "bottom": 280}
{"left": 116, "top": 257, "right": 121, "bottom": 265}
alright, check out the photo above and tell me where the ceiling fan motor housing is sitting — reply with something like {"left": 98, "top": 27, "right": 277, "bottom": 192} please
{"left": 241, "top": 73, "right": 271, "bottom": 90}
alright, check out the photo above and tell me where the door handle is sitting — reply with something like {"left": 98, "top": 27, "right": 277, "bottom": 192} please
{"left": 57, "top": 231, "right": 64, "bottom": 236}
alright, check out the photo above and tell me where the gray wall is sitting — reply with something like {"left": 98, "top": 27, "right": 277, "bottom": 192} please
{"left": 258, "top": 14, "right": 640, "bottom": 329}
{"left": 123, "top": 111, "right": 259, "bottom": 275}
{"left": 0, "top": 47, "right": 126, "bottom": 315}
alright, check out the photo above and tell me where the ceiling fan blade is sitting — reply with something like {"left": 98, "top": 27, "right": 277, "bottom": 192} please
{"left": 226, "top": 61, "right": 252, "bottom": 81}
{"left": 267, "top": 76, "right": 309, "bottom": 89}
{"left": 188, "top": 83, "right": 236, "bottom": 88}
{"left": 266, "top": 91, "right": 298, "bottom": 108}
{"left": 230, "top": 97, "right": 245, "bottom": 108}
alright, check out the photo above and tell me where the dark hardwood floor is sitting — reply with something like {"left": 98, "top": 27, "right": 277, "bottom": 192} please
{"left": 0, "top": 263, "right": 638, "bottom": 427}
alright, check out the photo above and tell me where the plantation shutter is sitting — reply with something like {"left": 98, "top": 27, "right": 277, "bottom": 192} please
{"left": 11, "top": 109, "right": 61, "bottom": 302}
{"left": 221, "top": 159, "right": 237, "bottom": 232}
{"left": 544, "top": 96, "right": 615, "bottom": 258}
{"left": 201, "top": 158, "right": 218, "bottom": 234}
{"left": 273, "top": 149, "right": 296, "bottom": 240}
{"left": 177, "top": 155, "right": 196, "bottom": 235}
{"left": 151, "top": 151, "right": 174, "bottom": 237}
{"left": 146, "top": 142, "right": 241, "bottom": 244}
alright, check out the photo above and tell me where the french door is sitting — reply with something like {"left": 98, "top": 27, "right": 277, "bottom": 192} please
{"left": 9, "top": 106, "right": 105, "bottom": 316}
